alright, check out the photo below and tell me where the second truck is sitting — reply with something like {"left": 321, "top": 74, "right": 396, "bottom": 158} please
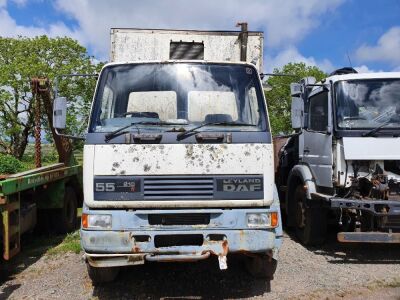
{"left": 53, "top": 25, "right": 283, "bottom": 283}
{"left": 275, "top": 67, "right": 400, "bottom": 245}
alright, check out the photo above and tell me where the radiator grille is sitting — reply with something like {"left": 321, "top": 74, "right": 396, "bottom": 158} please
{"left": 143, "top": 177, "right": 214, "bottom": 200}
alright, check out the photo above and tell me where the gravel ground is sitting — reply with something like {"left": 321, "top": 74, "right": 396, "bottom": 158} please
{"left": 0, "top": 231, "right": 399, "bottom": 299}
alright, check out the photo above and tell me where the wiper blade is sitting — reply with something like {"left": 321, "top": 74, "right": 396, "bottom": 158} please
{"left": 105, "top": 121, "right": 183, "bottom": 142}
{"left": 362, "top": 121, "right": 391, "bottom": 137}
{"left": 177, "top": 121, "right": 256, "bottom": 140}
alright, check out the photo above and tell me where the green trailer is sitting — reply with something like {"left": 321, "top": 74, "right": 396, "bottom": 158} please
{"left": 0, "top": 78, "right": 83, "bottom": 260}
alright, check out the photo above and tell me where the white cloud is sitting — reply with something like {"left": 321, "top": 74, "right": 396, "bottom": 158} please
{"left": 354, "top": 65, "right": 376, "bottom": 73}
{"left": 266, "top": 46, "right": 334, "bottom": 73}
{"left": 0, "top": 0, "right": 345, "bottom": 70}
{"left": 0, "top": 8, "right": 85, "bottom": 44}
{"left": 11, "top": 0, "right": 28, "bottom": 7}
{"left": 54, "top": 0, "right": 345, "bottom": 59}
{"left": 355, "top": 27, "right": 400, "bottom": 66}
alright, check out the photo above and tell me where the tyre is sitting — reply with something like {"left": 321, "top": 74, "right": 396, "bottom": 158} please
{"left": 293, "top": 184, "right": 327, "bottom": 246}
{"left": 54, "top": 186, "right": 78, "bottom": 234}
{"left": 87, "top": 264, "right": 119, "bottom": 285}
{"left": 244, "top": 255, "right": 277, "bottom": 279}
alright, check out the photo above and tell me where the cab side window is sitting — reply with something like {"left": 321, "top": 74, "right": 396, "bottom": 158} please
{"left": 308, "top": 92, "right": 328, "bottom": 132}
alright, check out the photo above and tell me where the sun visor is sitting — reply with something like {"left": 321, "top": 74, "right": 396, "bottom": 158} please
{"left": 343, "top": 137, "right": 400, "bottom": 160}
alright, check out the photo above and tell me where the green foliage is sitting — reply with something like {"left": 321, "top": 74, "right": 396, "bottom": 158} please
{"left": 0, "top": 36, "right": 104, "bottom": 159}
{"left": 265, "top": 62, "right": 327, "bottom": 135}
{"left": 21, "top": 143, "right": 59, "bottom": 167}
{"left": 46, "top": 230, "right": 81, "bottom": 255}
{"left": 23, "top": 230, "right": 81, "bottom": 257}
{"left": 0, "top": 153, "right": 24, "bottom": 174}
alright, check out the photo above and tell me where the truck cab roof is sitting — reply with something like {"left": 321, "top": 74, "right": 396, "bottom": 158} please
{"left": 325, "top": 71, "right": 400, "bottom": 84}
{"left": 101, "top": 60, "right": 260, "bottom": 71}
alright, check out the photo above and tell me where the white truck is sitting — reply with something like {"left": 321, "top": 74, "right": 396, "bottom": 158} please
{"left": 275, "top": 67, "right": 400, "bottom": 245}
{"left": 53, "top": 24, "right": 282, "bottom": 284}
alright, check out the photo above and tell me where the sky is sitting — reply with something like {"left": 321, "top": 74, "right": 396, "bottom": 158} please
{"left": 0, "top": 0, "right": 399, "bottom": 73}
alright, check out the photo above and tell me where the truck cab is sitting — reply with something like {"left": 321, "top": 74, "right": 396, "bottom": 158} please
{"left": 58, "top": 27, "right": 283, "bottom": 284}
{"left": 276, "top": 68, "right": 400, "bottom": 245}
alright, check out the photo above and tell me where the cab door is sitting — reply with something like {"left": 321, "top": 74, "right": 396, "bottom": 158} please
{"left": 299, "top": 89, "right": 333, "bottom": 188}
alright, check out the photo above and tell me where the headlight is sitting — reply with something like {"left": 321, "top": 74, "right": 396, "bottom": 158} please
{"left": 82, "top": 213, "right": 112, "bottom": 229}
{"left": 247, "top": 212, "right": 278, "bottom": 228}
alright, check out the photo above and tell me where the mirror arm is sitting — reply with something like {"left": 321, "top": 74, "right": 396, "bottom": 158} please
{"left": 54, "top": 127, "right": 86, "bottom": 140}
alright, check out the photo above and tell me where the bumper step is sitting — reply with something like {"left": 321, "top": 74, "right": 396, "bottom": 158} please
{"left": 337, "top": 232, "right": 400, "bottom": 243}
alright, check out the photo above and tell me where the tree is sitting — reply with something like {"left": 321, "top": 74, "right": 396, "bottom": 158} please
{"left": 0, "top": 36, "right": 103, "bottom": 159}
{"left": 265, "top": 62, "right": 327, "bottom": 135}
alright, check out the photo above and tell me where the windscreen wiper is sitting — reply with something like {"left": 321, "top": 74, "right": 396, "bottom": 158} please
{"left": 105, "top": 121, "right": 183, "bottom": 142}
{"left": 362, "top": 121, "right": 392, "bottom": 137}
{"left": 177, "top": 121, "right": 257, "bottom": 140}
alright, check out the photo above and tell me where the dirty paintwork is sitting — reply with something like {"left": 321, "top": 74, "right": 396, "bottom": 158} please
{"left": 84, "top": 143, "right": 274, "bottom": 208}
{"left": 110, "top": 29, "right": 264, "bottom": 72}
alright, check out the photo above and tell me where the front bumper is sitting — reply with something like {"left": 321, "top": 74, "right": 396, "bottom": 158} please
{"left": 330, "top": 198, "right": 400, "bottom": 243}
{"left": 82, "top": 228, "right": 280, "bottom": 267}
{"left": 337, "top": 232, "right": 400, "bottom": 243}
{"left": 80, "top": 208, "right": 282, "bottom": 267}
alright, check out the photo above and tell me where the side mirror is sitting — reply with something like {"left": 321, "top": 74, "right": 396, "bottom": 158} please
{"left": 291, "top": 97, "right": 304, "bottom": 129}
{"left": 53, "top": 97, "right": 67, "bottom": 129}
{"left": 290, "top": 83, "right": 301, "bottom": 96}
{"left": 301, "top": 76, "right": 316, "bottom": 86}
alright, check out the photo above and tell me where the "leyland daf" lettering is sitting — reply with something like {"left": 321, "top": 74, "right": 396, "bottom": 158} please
{"left": 222, "top": 178, "right": 262, "bottom": 192}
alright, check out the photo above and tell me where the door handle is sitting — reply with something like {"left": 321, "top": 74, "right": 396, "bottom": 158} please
{"left": 303, "top": 148, "right": 310, "bottom": 154}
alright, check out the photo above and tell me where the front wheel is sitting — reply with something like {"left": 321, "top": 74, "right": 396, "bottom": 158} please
{"left": 293, "top": 184, "right": 327, "bottom": 246}
{"left": 87, "top": 264, "right": 119, "bottom": 285}
{"left": 244, "top": 255, "right": 277, "bottom": 279}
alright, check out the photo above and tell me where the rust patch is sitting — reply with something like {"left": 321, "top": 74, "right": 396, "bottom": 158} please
{"left": 127, "top": 255, "right": 144, "bottom": 262}
{"left": 221, "top": 240, "right": 229, "bottom": 256}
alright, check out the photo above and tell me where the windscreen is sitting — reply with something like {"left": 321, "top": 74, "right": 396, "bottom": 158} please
{"left": 90, "top": 63, "right": 267, "bottom": 133}
{"left": 336, "top": 79, "right": 400, "bottom": 129}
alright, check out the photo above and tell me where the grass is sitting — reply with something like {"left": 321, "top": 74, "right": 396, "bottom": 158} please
{"left": 46, "top": 230, "right": 81, "bottom": 255}
{"left": 23, "top": 228, "right": 81, "bottom": 257}
{"left": 23, "top": 234, "right": 65, "bottom": 256}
